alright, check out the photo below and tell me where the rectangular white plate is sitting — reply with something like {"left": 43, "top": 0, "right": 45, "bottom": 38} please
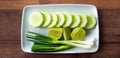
{"left": 21, "top": 4, "right": 99, "bottom": 54}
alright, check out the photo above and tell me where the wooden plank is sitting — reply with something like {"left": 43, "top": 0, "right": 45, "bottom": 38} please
{"left": 0, "top": 0, "right": 39, "bottom": 10}
{"left": 99, "top": 10, "right": 120, "bottom": 43}
{"left": 0, "top": 0, "right": 120, "bottom": 10}
{"left": 0, "top": 43, "right": 119, "bottom": 58}
{"left": 0, "top": 10, "right": 21, "bottom": 44}
{"left": 39, "top": 0, "right": 120, "bottom": 10}
{"left": 0, "top": 10, "right": 120, "bottom": 44}
{"left": 90, "top": 43, "right": 120, "bottom": 58}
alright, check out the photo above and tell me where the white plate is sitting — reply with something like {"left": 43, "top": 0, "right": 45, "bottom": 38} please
{"left": 21, "top": 4, "right": 99, "bottom": 54}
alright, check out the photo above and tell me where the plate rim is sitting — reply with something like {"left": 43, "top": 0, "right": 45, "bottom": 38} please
{"left": 21, "top": 4, "right": 99, "bottom": 54}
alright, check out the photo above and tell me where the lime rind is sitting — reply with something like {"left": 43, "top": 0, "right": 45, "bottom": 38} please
{"left": 70, "top": 13, "right": 80, "bottom": 28}
{"left": 63, "top": 12, "right": 72, "bottom": 27}
{"left": 56, "top": 12, "right": 66, "bottom": 27}
{"left": 29, "top": 12, "right": 44, "bottom": 27}
{"left": 41, "top": 12, "right": 52, "bottom": 27}
{"left": 48, "top": 13, "right": 58, "bottom": 28}
{"left": 85, "top": 14, "right": 96, "bottom": 29}
{"left": 78, "top": 13, "right": 87, "bottom": 28}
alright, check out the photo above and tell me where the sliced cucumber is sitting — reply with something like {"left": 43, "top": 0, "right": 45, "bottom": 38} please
{"left": 78, "top": 13, "right": 87, "bottom": 28}
{"left": 48, "top": 13, "right": 58, "bottom": 28}
{"left": 41, "top": 12, "right": 52, "bottom": 27}
{"left": 56, "top": 12, "right": 66, "bottom": 27}
{"left": 85, "top": 14, "right": 96, "bottom": 29}
{"left": 63, "top": 12, "right": 72, "bottom": 27}
{"left": 70, "top": 13, "right": 80, "bottom": 28}
{"left": 29, "top": 11, "right": 44, "bottom": 27}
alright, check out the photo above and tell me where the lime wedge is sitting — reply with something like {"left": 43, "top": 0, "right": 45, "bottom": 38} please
{"left": 63, "top": 12, "right": 72, "bottom": 27}
{"left": 85, "top": 14, "right": 96, "bottom": 29}
{"left": 70, "top": 13, "right": 80, "bottom": 28}
{"left": 48, "top": 13, "right": 58, "bottom": 28}
{"left": 48, "top": 28, "right": 63, "bottom": 40}
{"left": 29, "top": 11, "right": 44, "bottom": 27}
{"left": 71, "top": 27, "right": 86, "bottom": 40}
{"left": 41, "top": 12, "right": 52, "bottom": 27}
{"left": 56, "top": 12, "right": 66, "bottom": 27}
{"left": 78, "top": 13, "right": 87, "bottom": 28}
{"left": 63, "top": 28, "right": 71, "bottom": 40}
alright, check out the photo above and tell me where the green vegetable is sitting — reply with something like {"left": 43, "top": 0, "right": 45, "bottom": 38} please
{"left": 78, "top": 13, "right": 87, "bottom": 28}
{"left": 63, "top": 12, "right": 72, "bottom": 27}
{"left": 26, "top": 32, "right": 55, "bottom": 45}
{"left": 55, "top": 12, "right": 66, "bottom": 27}
{"left": 29, "top": 12, "right": 96, "bottom": 29}
{"left": 29, "top": 12, "right": 44, "bottom": 27}
{"left": 85, "top": 14, "right": 96, "bottom": 29}
{"left": 41, "top": 12, "right": 52, "bottom": 27}
{"left": 47, "top": 12, "right": 58, "bottom": 28}
{"left": 70, "top": 13, "right": 80, "bottom": 28}
{"left": 26, "top": 31, "right": 95, "bottom": 52}
{"left": 32, "top": 45, "right": 72, "bottom": 52}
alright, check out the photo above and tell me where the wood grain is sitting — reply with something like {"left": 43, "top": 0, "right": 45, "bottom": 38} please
{"left": 0, "top": 10, "right": 120, "bottom": 44}
{"left": 39, "top": 0, "right": 120, "bottom": 10}
{"left": 99, "top": 10, "right": 120, "bottom": 43}
{"left": 0, "top": 0, "right": 120, "bottom": 10}
{"left": 0, "top": 0, "right": 39, "bottom": 10}
{"left": 0, "top": 10, "right": 21, "bottom": 44}
{"left": 0, "top": 43, "right": 119, "bottom": 58}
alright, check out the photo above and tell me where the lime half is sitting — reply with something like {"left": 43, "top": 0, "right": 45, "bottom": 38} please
{"left": 48, "top": 28, "right": 63, "bottom": 40}
{"left": 71, "top": 27, "right": 86, "bottom": 40}
{"left": 63, "top": 28, "right": 71, "bottom": 40}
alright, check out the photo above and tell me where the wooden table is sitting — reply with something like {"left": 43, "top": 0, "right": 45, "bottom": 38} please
{"left": 0, "top": 0, "right": 120, "bottom": 58}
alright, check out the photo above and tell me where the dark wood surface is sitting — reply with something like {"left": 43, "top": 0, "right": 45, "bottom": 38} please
{"left": 0, "top": 0, "right": 120, "bottom": 58}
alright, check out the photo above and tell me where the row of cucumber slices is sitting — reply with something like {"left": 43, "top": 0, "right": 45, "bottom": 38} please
{"left": 29, "top": 11, "right": 96, "bottom": 29}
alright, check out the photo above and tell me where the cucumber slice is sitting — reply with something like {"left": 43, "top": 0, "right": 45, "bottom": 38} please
{"left": 70, "top": 13, "right": 80, "bottom": 28}
{"left": 29, "top": 11, "right": 44, "bottom": 27}
{"left": 63, "top": 12, "right": 72, "bottom": 27}
{"left": 56, "top": 12, "right": 66, "bottom": 27}
{"left": 41, "top": 12, "right": 52, "bottom": 27}
{"left": 85, "top": 14, "right": 96, "bottom": 29}
{"left": 48, "top": 13, "right": 58, "bottom": 28}
{"left": 78, "top": 13, "right": 87, "bottom": 28}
